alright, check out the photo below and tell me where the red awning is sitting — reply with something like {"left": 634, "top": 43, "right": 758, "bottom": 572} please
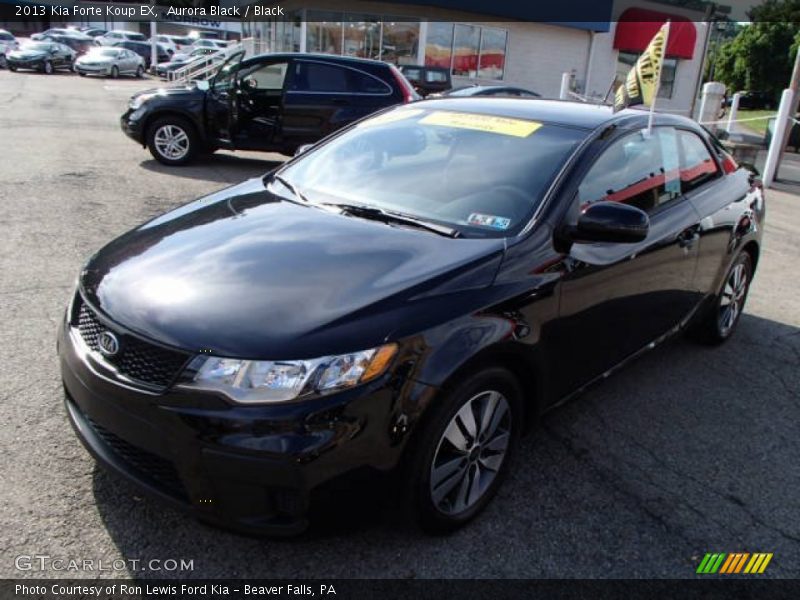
{"left": 614, "top": 8, "right": 697, "bottom": 59}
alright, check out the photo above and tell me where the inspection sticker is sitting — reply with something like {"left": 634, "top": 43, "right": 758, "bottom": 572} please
{"left": 467, "top": 213, "right": 512, "bottom": 230}
{"left": 419, "top": 111, "right": 542, "bottom": 137}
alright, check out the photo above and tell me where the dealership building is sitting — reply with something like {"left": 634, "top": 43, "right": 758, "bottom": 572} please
{"left": 232, "top": 0, "right": 714, "bottom": 116}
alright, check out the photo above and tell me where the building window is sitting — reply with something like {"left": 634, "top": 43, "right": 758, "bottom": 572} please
{"left": 382, "top": 20, "right": 419, "bottom": 66}
{"left": 304, "top": 12, "right": 419, "bottom": 65}
{"left": 425, "top": 23, "right": 507, "bottom": 80}
{"left": 452, "top": 24, "right": 480, "bottom": 77}
{"left": 307, "top": 12, "right": 343, "bottom": 55}
{"left": 424, "top": 22, "right": 453, "bottom": 69}
{"left": 274, "top": 14, "right": 301, "bottom": 52}
{"left": 477, "top": 27, "right": 507, "bottom": 80}
{"left": 616, "top": 51, "right": 677, "bottom": 99}
{"left": 343, "top": 15, "right": 381, "bottom": 59}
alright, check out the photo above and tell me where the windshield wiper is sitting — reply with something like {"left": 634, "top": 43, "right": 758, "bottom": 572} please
{"left": 271, "top": 174, "right": 310, "bottom": 204}
{"left": 324, "top": 203, "right": 460, "bottom": 238}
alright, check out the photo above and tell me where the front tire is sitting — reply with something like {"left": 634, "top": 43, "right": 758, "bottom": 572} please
{"left": 43, "top": 61, "right": 53, "bottom": 74}
{"left": 136, "top": 65, "right": 144, "bottom": 78}
{"left": 0, "top": 54, "right": 7, "bottom": 69}
{"left": 403, "top": 367, "right": 523, "bottom": 533}
{"left": 691, "top": 252, "right": 753, "bottom": 344}
{"left": 110, "top": 65, "right": 119, "bottom": 79}
{"left": 146, "top": 117, "right": 198, "bottom": 166}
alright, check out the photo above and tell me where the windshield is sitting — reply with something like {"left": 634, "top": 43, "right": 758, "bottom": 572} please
{"left": 90, "top": 48, "right": 120, "bottom": 57}
{"left": 277, "top": 107, "right": 585, "bottom": 238}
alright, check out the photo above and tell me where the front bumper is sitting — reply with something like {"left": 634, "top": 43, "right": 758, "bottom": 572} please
{"left": 75, "top": 64, "right": 111, "bottom": 76}
{"left": 120, "top": 109, "right": 145, "bottom": 144}
{"left": 58, "top": 312, "right": 429, "bottom": 536}
{"left": 7, "top": 58, "right": 45, "bottom": 70}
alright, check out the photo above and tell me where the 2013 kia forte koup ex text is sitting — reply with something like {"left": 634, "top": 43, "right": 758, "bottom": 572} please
{"left": 59, "top": 98, "right": 765, "bottom": 536}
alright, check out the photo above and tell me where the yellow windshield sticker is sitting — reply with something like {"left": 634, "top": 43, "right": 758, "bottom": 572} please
{"left": 419, "top": 111, "right": 542, "bottom": 137}
{"left": 361, "top": 108, "right": 425, "bottom": 127}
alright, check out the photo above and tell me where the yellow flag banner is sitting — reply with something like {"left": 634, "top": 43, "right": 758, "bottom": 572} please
{"left": 614, "top": 22, "right": 669, "bottom": 112}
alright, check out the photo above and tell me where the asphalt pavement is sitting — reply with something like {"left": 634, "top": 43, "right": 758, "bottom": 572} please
{"left": 0, "top": 69, "right": 798, "bottom": 579}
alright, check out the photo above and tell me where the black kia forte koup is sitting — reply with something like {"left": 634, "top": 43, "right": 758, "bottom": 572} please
{"left": 59, "top": 98, "right": 765, "bottom": 535}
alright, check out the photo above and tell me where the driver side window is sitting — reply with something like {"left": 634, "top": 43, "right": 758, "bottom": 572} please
{"left": 242, "top": 62, "right": 288, "bottom": 91}
{"left": 578, "top": 127, "right": 681, "bottom": 215}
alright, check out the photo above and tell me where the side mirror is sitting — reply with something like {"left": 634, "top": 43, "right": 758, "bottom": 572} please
{"left": 294, "top": 144, "right": 314, "bottom": 157}
{"left": 570, "top": 201, "right": 649, "bottom": 244}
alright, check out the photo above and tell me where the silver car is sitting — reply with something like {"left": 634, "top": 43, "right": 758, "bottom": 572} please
{"left": 0, "top": 28, "right": 19, "bottom": 69}
{"left": 74, "top": 47, "right": 145, "bottom": 78}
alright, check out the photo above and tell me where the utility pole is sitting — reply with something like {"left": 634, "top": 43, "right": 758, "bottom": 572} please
{"left": 774, "top": 46, "right": 800, "bottom": 180}
{"left": 150, "top": 0, "right": 157, "bottom": 73}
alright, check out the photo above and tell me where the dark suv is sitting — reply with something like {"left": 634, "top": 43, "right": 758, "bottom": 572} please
{"left": 121, "top": 52, "right": 419, "bottom": 165}
{"left": 399, "top": 64, "right": 452, "bottom": 97}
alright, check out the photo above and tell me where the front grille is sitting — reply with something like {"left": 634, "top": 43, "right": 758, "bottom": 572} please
{"left": 76, "top": 299, "right": 190, "bottom": 388}
{"left": 86, "top": 414, "right": 188, "bottom": 502}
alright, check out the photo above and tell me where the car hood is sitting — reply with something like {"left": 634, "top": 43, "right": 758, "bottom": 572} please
{"left": 77, "top": 55, "right": 112, "bottom": 63}
{"left": 10, "top": 50, "right": 46, "bottom": 59}
{"left": 131, "top": 82, "right": 204, "bottom": 100}
{"left": 80, "top": 178, "right": 506, "bottom": 359}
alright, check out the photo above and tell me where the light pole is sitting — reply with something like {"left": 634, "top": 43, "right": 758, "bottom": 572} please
{"left": 150, "top": 0, "right": 157, "bottom": 72}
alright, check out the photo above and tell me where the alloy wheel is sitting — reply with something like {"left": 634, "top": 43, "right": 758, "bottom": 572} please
{"left": 430, "top": 390, "right": 511, "bottom": 515}
{"left": 719, "top": 262, "right": 747, "bottom": 336}
{"left": 153, "top": 125, "right": 190, "bottom": 160}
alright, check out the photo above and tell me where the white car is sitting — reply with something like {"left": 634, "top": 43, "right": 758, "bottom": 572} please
{"left": 96, "top": 30, "right": 147, "bottom": 46}
{"left": 190, "top": 39, "right": 223, "bottom": 51}
{"left": 74, "top": 47, "right": 145, "bottom": 78}
{"left": 149, "top": 35, "right": 178, "bottom": 54}
{"left": 0, "top": 29, "right": 19, "bottom": 68}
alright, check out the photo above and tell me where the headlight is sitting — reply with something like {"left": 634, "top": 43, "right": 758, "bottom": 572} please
{"left": 181, "top": 344, "right": 398, "bottom": 404}
{"left": 129, "top": 93, "right": 154, "bottom": 110}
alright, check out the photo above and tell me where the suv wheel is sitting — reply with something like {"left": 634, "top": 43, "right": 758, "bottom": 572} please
{"left": 147, "top": 117, "right": 198, "bottom": 166}
{"left": 403, "top": 367, "right": 523, "bottom": 532}
{"left": 691, "top": 252, "right": 753, "bottom": 344}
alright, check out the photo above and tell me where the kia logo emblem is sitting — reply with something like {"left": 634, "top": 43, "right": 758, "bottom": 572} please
{"left": 97, "top": 331, "right": 120, "bottom": 357}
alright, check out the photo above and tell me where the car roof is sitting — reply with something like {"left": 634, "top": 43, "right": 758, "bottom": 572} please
{"left": 243, "top": 52, "right": 389, "bottom": 68}
{"left": 415, "top": 97, "right": 700, "bottom": 132}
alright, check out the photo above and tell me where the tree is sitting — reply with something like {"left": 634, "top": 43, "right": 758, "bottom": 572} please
{"left": 712, "top": 0, "right": 800, "bottom": 100}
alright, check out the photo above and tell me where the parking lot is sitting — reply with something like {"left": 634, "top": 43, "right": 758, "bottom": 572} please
{"left": 1, "top": 68, "right": 799, "bottom": 579}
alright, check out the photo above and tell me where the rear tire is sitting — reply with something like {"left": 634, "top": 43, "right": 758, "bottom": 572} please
{"left": 136, "top": 65, "right": 144, "bottom": 78}
{"left": 0, "top": 54, "right": 6, "bottom": 69}
{"left": 110, "top": 65, "right": 119, "bottom": 79}
{"left": 43, "top": 61, "right": 53, "bottom": 74}
{"left": 690, "top": 252, "right": 753, "bottom": 345}
{"left": 146, "top": 116, "right": 198, "bottom": 166}
{"left": 402, "top": 367, "right": 523, "bottom": 533}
